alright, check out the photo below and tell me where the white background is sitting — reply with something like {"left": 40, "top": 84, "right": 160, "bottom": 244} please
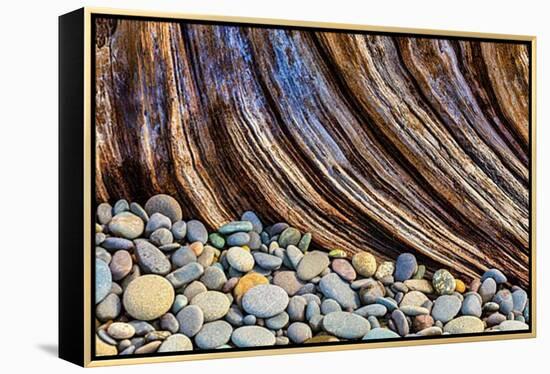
{"left": 0, "top": 0, "right": 546, "bottom": 372}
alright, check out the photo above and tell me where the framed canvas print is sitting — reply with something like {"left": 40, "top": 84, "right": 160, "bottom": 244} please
{"left": 58, "top": 7, "right": 536, "bottom": 367}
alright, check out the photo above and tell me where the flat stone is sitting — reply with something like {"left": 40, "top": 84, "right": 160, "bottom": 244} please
{"left": 297, "top": 233, "right": 312, "bottom": 252}
{"left": 133, "top": 239, "right": 170, "bottom": 275}
{"left": 231, "top": 326, "right": 276, "bottom": 347}
{"left": 113, "top": 199, "right": 129, "bottom": 215}
{"left": 191, "top": 291, "right": 231, "bottom": 322}
{"left": 160, "top": 313, "right": 179, "bottom": 333}
{"left": 130, "top": 202, "right": 149, "bottom": 222}
{"left": 481, "top": 268, "right": 508, "bottom": 284}
{"left": 145, "top": 213, "right": 171, "bottom": 235}
{"left": 297, "top": 251, "right": 330, "bottom": 281}
{"left": 332, "top": 259, "right": 357, "bottom": 281}
{"left": 227, "top": 232, "right": 250, "bottom": 246}
{"left": 412, "top": 315, "right": 434, "bottom": 331}
{"left": 107, "top": 322, "right": 135, "bottom": 339}
{"left": 225, "top": 305, "right": 244, "bottom": 327}
{"left": 134, "top": 340, "right": 162, "bottom": 354}
{"left": 95, "top": 259, "right": 112, "bottom": 304}
{"left": 486, "top": 312, "right": 507, "bottom": 327}
{"left": 319, "top": 273, "right": 360, "bottom": 310}
{"left": 399, "top": 291, "right": 429, "bottom": 308}
{"left": 183, "top": 281, "right": 207, "bottom": 301}
{"left": 416, "top": 326, "right": 443, "bottom": 336}
{"left": 400, "top": 305, "right": 430, "bottom": 316}
{"left": 287, "top": 322, "right": 313, "bottom": 343}
{"left": 227, "top": 247, "right": 255, "bottom": 272}
{"left": 109, "top": 250, "right": 132, "bottom": 281}
{"left": 375, "top": 297, "right": 398, "bottom": 312}
{"left": 195, "top": 321, "right": 233, "bottom": 349}
{"left": 144, "top": 194, "right": 182, "bottom": 223}
{"left": 322, "top": 312, "right": 370, "bottom": 339}
{"left": 101, "top": 237, "right": 134, "bottom": 251}
{"left": 285, "top": 245, "right": 304, "bottom": 269}
{"left": 443, "top": 316, "right": 484, "bottom": 334}
{"left": 461, "top": 294, "right": 482, "bottom": 317}
{"left": 404, "top": 279, "right": 434, "bottom": 294}
{"left": 321, "top": 299, "right": 342, "bottom": 314}
{"left": 431, "top": 295, "right": 462, "bottom": 323}
{"left": 394, "top": 253, "right": 417, "bottom": 281}
{"left": 352, "top": 252, "right": 377, "bottom": 278}
{"left": 287, "top": 296, "right": 308, "bottom": 322}
{"left": 108, "top": 212, "right": 144, "bottom": 239}
{"left": 186, "top": 220, "right": 208, "bottom": 244}
{"left": 241, "top": 211, "right": 263, "bottom": 233}
{"left": 96, "top": 293, "right": 121, "bottom": 321}
{"left": 123, "top": 275, "right": 174, "bottom": 320}
{"left": 171, "top": 246, "right": 197, "bottom": 268}
{"left": 128, "top": 321, "right": 155, "bottom": 336}
{"left": 166, "top": 262, "right": 204, "bottom": 288}
{"left": 360, "top": 281, "right": 386, "bottom": 304}
{"left": 158, "top": 334, "right": 193, "bottom": 352}
{"left": 362, "top": 328, "right": 400, "bottom": 340}
{"left": 269, "top": 222, "right": 289, "bottom": 236}
{"left": 242, "top": 284, "right": 289, "bottom": 318}
{"left": 278, "top": 227, "right": 301, "bottom": 248}
{"left": 253, "top": 252, "right": 283, "bottom": 270}
{"left": 208, "top": 233, "right": 225, "bottom": 249}
{"left": 305, "top": 335, "right": 340, "bottom": 344}
{"left": 354, "top": 304, "right": 387, "bottom": 318}
{"left": 150, "top": 228, "right": 173, "bottom": 247}
{"left": 498, "top": 320, "right": 529, "bottom": 331}
{"left": 176, "top": 305, "right": 204, "bottom": 337}
{"left": 218, "top": 221, "right": 254, "bottom": 235}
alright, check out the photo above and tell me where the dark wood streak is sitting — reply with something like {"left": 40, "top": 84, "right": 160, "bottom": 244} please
{"left": 94, "top": 19, "right": 530, "bottom": 286}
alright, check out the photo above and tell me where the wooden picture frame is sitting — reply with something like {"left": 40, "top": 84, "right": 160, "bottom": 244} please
{"left": 59, "top": 7, "right": 536, "bottom": 367}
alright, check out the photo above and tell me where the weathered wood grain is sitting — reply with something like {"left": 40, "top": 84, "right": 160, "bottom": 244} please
{"left": 94, "top": 19, "right": 530, "bottom": 285}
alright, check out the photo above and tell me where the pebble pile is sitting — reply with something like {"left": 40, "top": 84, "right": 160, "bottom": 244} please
{"left": 94, "top": 194, "right": 530, "bottom": 356}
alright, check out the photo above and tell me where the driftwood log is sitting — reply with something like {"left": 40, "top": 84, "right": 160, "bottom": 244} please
{"left": 94, "top": 19, "right": 530, "bottom": 286}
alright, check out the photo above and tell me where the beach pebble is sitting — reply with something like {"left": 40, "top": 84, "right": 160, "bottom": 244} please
{"left": 109, "top": 250, "right": 133, "bottom": 281}
{"left": 96, "top": 259, "right": 112, "bottom": 304}
{"left": 109, "top": 212, "right": 144, "bottom": 239}
{"left": 432, "top": 269, "right": 456, "bottom": 295}
{"left": 354, "top": 304, "right": 387, "bottom": 318}
{"left": 219, "top": 221, "right": 253, "bottom": 235}
{"left": 97, "top": 203, "right": 113, "bottom": 225}
{"left": 242, "top": 284, "right": 289, "bottom": 318}
{"left": 134, "top": 239, "right": 171, "bottom": 275}
{"left": 287, "top": 322, "right": 313, "bottom": 343}
{"left": 493, "top": 289, "right": 514, "bottom": 315}
{"left": 227, "top": 232, "right": 250, "bottom": 246}
{"left": 241, "top": 211, "right": 263, "bottom": 233}
{"left": 200, "top": 266, "right": 227, "bottom": 291}
{"left": 323, "top": 312, "right": 370, "bottom": 339}
{"left": 461, "top": 293, "right": 482, "bottom": 317}
{"left": 160, "top": 313, "right": 179, "bottom": 333}
{"left": 144, "top": 194, "right": 182, "bottom": 223}
{"left": 443, "top": 316, "right": 484, "bottom": 334}
{"left": 253, "top": 252, "right": 283, "bottom": 270}
{"left": 278, "top": 227, "right": 301, "bottom": 248}
{"left": 391, "top": 309, "right": 409, "bottom": 336}
{"left": 265, "top": 312, "right": 289, "bottom": 330}
{"left": 352, "top": 252, "right": 377, "bottom": 277}
{"left": 319, "top": 273, "right": 360, "bottom": 310}
{"left": 166, "top": 262, "right": 204, "bottom": 288}
{"left": 187, "top": 220, "right": 208, "bottom": 244}
{"left": 297, "top": 251, "right": 330, "bottom": 281}
{"left": 227, "top": 247, "right": 255, "bottom": 272}
{"left": 123, "top": 275, "right": 174, "bottom": 320}
{"left": 108, "top": 322, "right": 135, "bottom": 340}
{"left": 332, "top": 259, "right": 357, "bottom": 281}
{"left": 394, "top": 253, "right": 417, "bottom": 281}
{"left": 231, "top": 326, "right": 276, "bottom": 347}
{"left": 195, "top": 321, "right": 233, "bottom": 349}
{"left": 498, "top": 320, "right": 529, "bottom": 331}
{"left": 375, "top": 261, "right": 395, "bottom": 280}
{"left": 481, "top": 268, "right": 508, "bottom": 284}
{"left": 431, "top": 295, "right": 462, "bottom": 323}
{"left": 512, "top": 289, "right": 528, "bottom": 313}
{"left": 479, "top": 278, "right": 497, "bottom": 303}
{"left": 363, "top": 328, "right": 400, "bottom": 340}
{"left": 158, "top": 334, "right": 193, "bottom": 352}
{"left": 102, "top": 237, "right": 134, "bottom": 252}
{"left": 176, "top": 305, "right": 204, "bottom": 337}
{"left": 191, "top": 291, "right": 231, "bottom": 322}
{"left": 321, "top": 299, "right": 342, "bottom": 314}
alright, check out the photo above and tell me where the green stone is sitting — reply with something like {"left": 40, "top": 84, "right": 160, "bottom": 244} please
{"left": 278, "top": 227, "right": 301, "bottom": 248}
{"left": 209, "top": 233, "right": 225, "bottom": 249}
{"left": 297, "top": 232, "right": 312, "bottom": 252}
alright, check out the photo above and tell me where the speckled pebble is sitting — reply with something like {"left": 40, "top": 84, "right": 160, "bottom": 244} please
{"left": 123, "top": 275, "right": 174, "bottom": 320}
{"left": 231, "top": 326, "right": 276, "bottom": 347}
{"left": 323, "top": 311, "right": 370, "bottom": 339}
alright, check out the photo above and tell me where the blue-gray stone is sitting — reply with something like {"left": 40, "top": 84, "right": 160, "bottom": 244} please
{"left": 431, "top": 295, "right": 461, "bottom": 323}
{"left": 95, "top": 259, "right": 112, "bottom": 304}
{"left": 172, "top": 295, "right": 188, "bottom": 314}
{"left": 241, "top": 211, "right": 263, "bottom": 233}
{"left": 354, "top": 304, "right": 387, "bottom": 318}
{"left": 218, "top": 221, "right": 253, "bottom": 235}
{"left": 285, "top": 245, "right": 304, "bottom": 270}
{"left": 394, "top": 253, "right": 417, "bottom": 281}
{"left": 186, "top": 220, "right": 208, "bottom": 244}
{"left": 481, "top": 268, "right": 508, "bottom": 284}
{"left": 278, "top": 227, "right": 301, "bottom": 248}
{"left": 113, "top": 199, "right": 129, "bottom": 214}
{"left": 171, "top": 220, "right": 187, "bottom": 241}
{"left": 362, "top": 328, "right": 400, "bottom": 340}
{"left": 225, "top": 305, "right": 244, "bottom": 327}
{"left": 479, "top": 278, "right": 497, "bottom": 303}
{"left": 195, "top": 321, "right": 233, "bottom": 349}
{"left": 493, "top": 289, "right": 514, "bottom": 314}
{"left": 171, "top": 246, "right": 197, "bottom": 268}
{"left": 166, "top": 262, "right": 204, "bottom": 288}
{"left": 461, "top": 294, "right": 482, "bottom": 317}
{"left": 269, "top": 223, "right": 289, "bottom": 236}
{"left": 287, "top": 322, "right": 313, "bottom": 343}
{"left": 176, "top": 305, "right": 204, "bottom": 337}
{"left": 297, "top": 233, "right": 312, "bottom": 253}
{"left": 322, "top": 312, "right": 370, "bottom": 339}
{"left": 253, "top": 252, "right": 283, "bottom": 270}
{"left": 102, "top": 237, "right": 134, "bottom": 251}
{"left": 226, "top": 232, "right": 250, "bottom": 246}
{"left": 145, "top": 213, "right": 171, "bottom": 235}
{"left": 243, "top": 315, "right": 257, "bottom": 325}
{"left": 391, "top": 309, "right": 409, "bottom": 336}
{"left": 306, "top": 300, "right": 321, "bottom": 320}
{"left": 512, "top": 289, "right": 528, "bottom": 313}
{"left": 231, "top": 326, "right": 276, "bottom": 347}
{"left": 248, "top": 232, "right": 262, "bottom": 250}
{"left": 321, "top": 299, "right": 342, "bottom": 314}
{"left": 375, "top": 297, "right": 398, "bottom": 312}
{"left": 319, "top": 273, "right": 360, "bottom": 310}
{"left": 265, "top": 312, "right": 289, "bottom": 330}
{"left": 130, "top": 202, "right": 149, "bottom": 223}
{"left": 134, "top": 239, "right": 171, "bottom": 275}
{"left": 144, "top": 194, "right": 182, "bottom": 223}
{"left": 242, "top": 285, "right": 289, "bottom": 318}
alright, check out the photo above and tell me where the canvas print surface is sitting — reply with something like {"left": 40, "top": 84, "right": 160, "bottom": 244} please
{"left": 92, "top": 16, "right": 532, "bottom": 358}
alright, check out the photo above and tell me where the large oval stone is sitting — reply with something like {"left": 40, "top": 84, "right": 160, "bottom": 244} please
{"left": 231, "top": 326, "right": 276, "bottom": 347}
{"left": 322, "top": 312, "right": 370, "bottom": 339}
{"left": 242, "top": 284, "right": 289, "bottom": 318}
{"left": 297, "top": 251, "right": 330, "bottom": 281}
{"left": 95, "top": 259, "right": 112, "bottom": 304}
{"left": 123, "top": 275, "right": 174, "bottom": 320}
{"left": 319, "top": 273, "right": 360, "bottom": 309}
{"left": 134, "top": 239, "right": 171, "bottom": 275}
{"left": 191, "top": 291, "right": 231, "bottom": 322}
{"left": 443, "top": 316, "right": 484, "bottom": 334}
{"left": 144, "top": 194, "right": 182, "bottom": 223}
{"left": 108, "top": 212, "right": 144, "bottom": 239}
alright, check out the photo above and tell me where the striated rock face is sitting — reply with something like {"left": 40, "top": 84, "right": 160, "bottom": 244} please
{"left": 94, "top": 18, "right": 531, "bottom": 286}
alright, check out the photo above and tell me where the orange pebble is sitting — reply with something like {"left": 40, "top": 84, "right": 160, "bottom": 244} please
{"left": 455, "top": 279, "right": 466, "bottom": 293}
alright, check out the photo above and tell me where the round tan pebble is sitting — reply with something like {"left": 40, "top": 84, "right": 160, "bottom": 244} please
{"left": 233, "top": 272, "right": 269, "bottom": 303}
{"left": 95, "top": 335, "right": 117, "bottom": 356}
{"left": 190, "top": 241, "right": 204, "bottom": 256}
{"left": 455, "top": 279, "right": 466, "bottom": 293}
{"left": 123, "top": 275, "right": 175, "bottom": 320}
{"left": 107, "top": 322, "right": 135, "bottom": 339}
{"left": 352, "top": 252, "right": 377, "bottom": 278}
